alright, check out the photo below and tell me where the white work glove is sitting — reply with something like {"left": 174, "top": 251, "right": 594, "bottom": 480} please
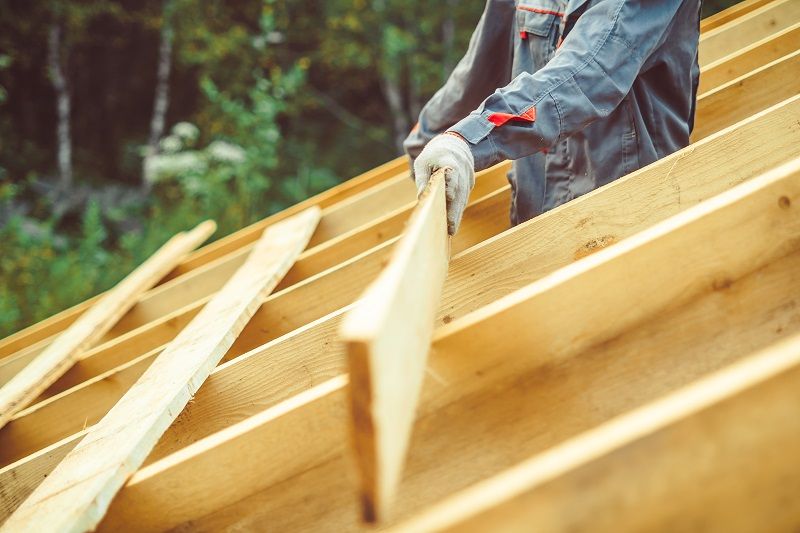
{"left": 413, "top": 133, "right": 475, "bottom": 236}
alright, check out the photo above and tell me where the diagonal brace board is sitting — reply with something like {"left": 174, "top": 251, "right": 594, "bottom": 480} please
{"left": 0, "top": 208, "right": 320, "bottom": 533}
{"left": 0, "top": 220, "right": 216, "bottom": 430}
{"left": 341, "top": 169, "right": 450, "bottom": 522}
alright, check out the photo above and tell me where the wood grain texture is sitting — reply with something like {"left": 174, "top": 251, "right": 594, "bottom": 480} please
{"left": 0, "top": 182, "right": 509, "bottom": 478}
{"left": 699, "top": 22, "right": 800, "bottom": 93}
{"left": 699, "top": 0, "right": 800, "bottom": 66}
{"left": 694, "top": 49, "right": 800, "bottom": 141}
{"left": 341, "top": 170, "right": 450, "bottom": 521}
{"left": 392, "top": 332, "right": 800, "bottom": 533}
{"left": 184, "top": 244, "right": 800, "bottom": 533}
{"left": 700, "top": 0, "right": 775, "bottom": 32}
{"left": 0, "top": 220, "right": 216, "bottom": 430}
{"left": 83, "top": 115, "right": 800, "bottom": 532}
{"left": 0, "top": 208, "right": 320, "bottom": 533}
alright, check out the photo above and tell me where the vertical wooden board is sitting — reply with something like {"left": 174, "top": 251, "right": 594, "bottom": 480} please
{"left": 341, "top": 170, "right": 450, "bottom": 522}
{"left": 0, "top": 208, "right": 319, "bottom": 533}
{"left": 0, "top": 220, "right": 216, "bottom": 429}
{"left": 391, "top": 333, "right": 800, "bottom": 533}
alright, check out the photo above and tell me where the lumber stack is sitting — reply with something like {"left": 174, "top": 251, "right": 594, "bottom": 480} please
{"left": 1, "top": 1, "right": 800, "bottom": 530}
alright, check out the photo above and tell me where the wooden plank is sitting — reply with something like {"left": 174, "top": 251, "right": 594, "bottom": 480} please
{"left": 693, "top": 49, "right": 800, "bottom": 141}
{"left": 0, "top": 1, "right": 777, "bottom": 365}
{"left": 699, "top": 22, "right": 800, "bottom": 93}
{"left": 3, "top": 94, "right": 799, "bottom": 521}
{"left": 0, "top": 208, "right": 320, "bottom": 533}
{"left": 0, "top": 157, "right": 407, "bottom": 361}
{"left": 0, "top": 185, "right": 509, "bottom": 470}
{"left": 341, "top": 170, "right": 450, "bottom": 521}
{"left": 699, "top": 0, "right": 800, "bottom": 67}
{"left": 77, "top": 107, "right": 800, "bottom": 531}
{"left": 0, "top": 165, "right": 506, "bottom": 388}
{"left": 392, "top": 332, "right": 800, "bottom": 533}
{"left": 700, "top": 0, "right": 775, "bottom": 32}
{"left": 0, "top": 220, "right": 216, "bottom": 430}
{"left": 100, "top": 245, "right": 800, "bottom": 533}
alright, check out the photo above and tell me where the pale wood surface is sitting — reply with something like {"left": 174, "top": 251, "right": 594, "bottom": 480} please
{"left": 341, "top": 170, "right": 450, "bottom": 521}
{"left": 701, "top": 0, "right": 776, "bottom": 32}
{"left": 0, "top": 208, "right": 320, "bottom": 533}
{"left": 694, "top": 49, "right": 800, "bottom": 141}
{"left": 0, "top": 158, "right": 406, "bottom": 361}
{"left": 700, "top": 22, "right": 800, "bottom": 93}
{"left": 0, "top": 0, "right": 776, "bottom": 364}
{"left": 0, "top": 220, "right": 216, "bottom": 430}
{"left": 106, "top": 154, "right": 800, "bottom": 532}
{"left": 4, "top": 94, "right": 800, "bottom": 523}
{"left": 83, "top": 110, "right": 800, "bottom": 529}
{"left": 392, "top": 332, "right": 800, "bottom": 533}
{"left": 699, "top": 0, "right": 800, "bottom": 66}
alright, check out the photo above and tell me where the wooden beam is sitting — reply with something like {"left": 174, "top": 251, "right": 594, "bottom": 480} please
{"left": 392, "top": 332, "right": 800, "bottom": 533}
{"left": 125, "top": 154, "right": 800, "bottom": 533}
{"left": 0, "top": 220, "right": 216, "bottom": 430}
{"left": 0, "top": 8, "right": 772, "bottom": 364}
{"left": 700, "top": 0, "right": 775, "bottom": 32}
{"left": 694, "top": 49, "right": 800, "bottom": 141}
{"left": 0, "top": 208, "right": 320, "bottom": 533}
{"left": 100, "top": 240, "right": 800, "bottom": 533}
{"left": 700, "top": 22, "right": 800, "bottom": 93}
{"left": 342, "top": 170, "right": 449, "bottom": 521}
{"left": 80, "top": 113, "right": 800, "bottom": 531}
{"left": 3, "top": 95, "right": 799, "bottom": 522}
{"left": 699, "top": 0, "right": 800, "bottom": 66}
{"left": 0, "top": 184, "right": 509, "bottom": 469}
{"left": 0, "top": 166, "right": 505, "bottom": 390}
{"left": 0, "top": 157, "right": 407, "bottom": 361}
{"left": 0, "top": 2, "right": 777, "bottom": 365}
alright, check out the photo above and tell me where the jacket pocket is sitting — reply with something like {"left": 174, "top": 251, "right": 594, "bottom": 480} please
{"left": 516, "top": 1, "right": 562, "bottom": 38}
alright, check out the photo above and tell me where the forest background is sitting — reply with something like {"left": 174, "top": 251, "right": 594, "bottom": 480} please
{"left": 0, "top": 0, "right": 735, "bottom": 337}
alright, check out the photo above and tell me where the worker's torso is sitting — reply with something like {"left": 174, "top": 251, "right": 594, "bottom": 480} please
{"left": 507, "top": 0, "right": 700, "bottom": 224}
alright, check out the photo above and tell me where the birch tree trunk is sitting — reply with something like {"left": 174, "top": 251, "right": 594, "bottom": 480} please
{"left": 48, "top": 22, "right": 72, "bottom": 188}
{"left": 142, "top": 0, "right": 174, "bottom": 190}
{"left": 442, "top": 0, "right": 457, "bottom": 79}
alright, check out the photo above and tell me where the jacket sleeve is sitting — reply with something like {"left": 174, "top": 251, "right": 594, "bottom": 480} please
{"left": 449, "top": 0, "right": 685, "bottom": 171}
{"left": 403, "top": 0, "right": 516, "bottom": 160}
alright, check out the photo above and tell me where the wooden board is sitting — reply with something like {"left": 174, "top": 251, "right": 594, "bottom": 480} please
{"left": 341, "top": 170, "right": 450, "bottom": 521}
{"left": 392, "top": 332, "right": 800, "bottom": 532}
{"left": 699, "top": 0, "right": 800, "bottom": 66}
{"left": 4, "top": 94, "right": 800, "bottom": 523}
{"left": 93, "top": 152, "right": 800, "bottom": 532}
{"left": 694, "top": 49, "right": 800, "bottom": 141}
{"left": 0, "top": 220, "right": 216, "bottom": 429}
{"left": 700, "top": 0, "right": 775, "bottom": 32}
{"left": 699, "top": 22, "right": 800, "bottom": 93}
{"left": 0, "top": 208, "right": 320, "bottom": 533}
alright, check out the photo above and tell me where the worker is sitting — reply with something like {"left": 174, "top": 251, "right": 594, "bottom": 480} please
{"left": 406, "top": 0, "right": 701, "bottom": 235}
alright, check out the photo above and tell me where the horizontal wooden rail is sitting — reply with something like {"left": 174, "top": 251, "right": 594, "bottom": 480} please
{"left": 393, "top": 332, "right": 800, "bottom": 532}
{"left": 0, "top": 2, "right": 775, "bottom": 362}
{"left": 95, "top": 155, "right": 800, "bottom": 531}
{"left": 700, "top": 0, "right": 775, "bottom": 32}
{"left": 699, "top": 22, "right": 800, "bottom": 93}
{"left": 3, "top": 94, "right": 799, "bottom": 522}
{"left": 0, "top": 184, "right": 510, "bottom": 469}
{"left": 693, "top": 49, "right": 800, "bottom": 141}
{"left": 699, "top": 0, "right": 800, "bottom": 66}
{"left": 0, "top": 157, "right": 408, "bottom": 362}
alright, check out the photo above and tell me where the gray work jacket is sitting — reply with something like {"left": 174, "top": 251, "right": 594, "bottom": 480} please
{"left": 405, "top": 0, "right": 701, "bottom": 224}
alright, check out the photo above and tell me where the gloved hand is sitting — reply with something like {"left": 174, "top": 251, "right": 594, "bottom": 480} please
{"left": 413, "top": 133, "right": 475, "bottom": 235}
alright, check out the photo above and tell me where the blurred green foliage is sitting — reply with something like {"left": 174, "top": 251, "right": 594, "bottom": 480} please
{"left": 0, "top": 0, "right": 737, "bottom": 338}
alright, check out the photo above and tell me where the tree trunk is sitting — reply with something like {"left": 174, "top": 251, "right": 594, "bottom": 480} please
{"left": 442, "top": 0, "right": 457, "bottom": 79}
{"left": 48, "top": 22, "right": 72, "bottom": 188}
{"left": 142, "top": 0, "right": 174, "bottom": 190}
{"left": 380, "top": 72, "right": 410, "bottom": 154}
